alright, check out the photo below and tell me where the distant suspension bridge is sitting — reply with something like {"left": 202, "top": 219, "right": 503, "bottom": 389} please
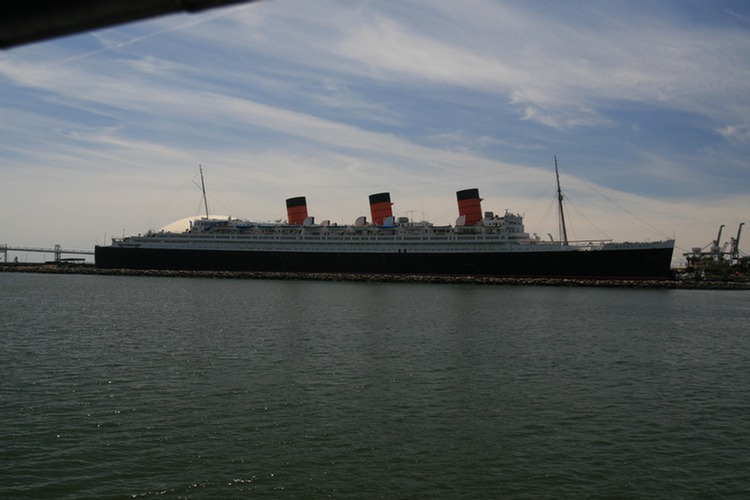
{"left": 1, "top": 244, "right": 94, "bottom": 263}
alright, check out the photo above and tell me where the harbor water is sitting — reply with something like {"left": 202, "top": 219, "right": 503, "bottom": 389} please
{"left": 2, "top": 273, "right": 749, "bottom": 499}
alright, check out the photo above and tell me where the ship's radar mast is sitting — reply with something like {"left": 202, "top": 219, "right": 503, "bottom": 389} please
{"left": 555, "top": 156, "right": 569, "bottom": 245}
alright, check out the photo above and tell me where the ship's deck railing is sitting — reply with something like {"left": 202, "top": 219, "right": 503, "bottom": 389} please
{"left": 145, "top": 231, "right": 539, "bottom": 243}
{"left": 186, "top": 223, "right": 539, "bottom": 239}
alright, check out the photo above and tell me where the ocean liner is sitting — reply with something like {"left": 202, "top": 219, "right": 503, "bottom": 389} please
{"left": 95, "top": 164, "right": 675, "bottom": 279}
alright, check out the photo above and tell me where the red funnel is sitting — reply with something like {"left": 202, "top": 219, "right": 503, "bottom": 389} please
{"left": 369, "top": 192, "right": 393, "bottom": 225}
{"left": 456, "top": 188, "right": 482, "bottom": 226}
{"left": 286, "top": 196, "right": 308, "bottom": 225}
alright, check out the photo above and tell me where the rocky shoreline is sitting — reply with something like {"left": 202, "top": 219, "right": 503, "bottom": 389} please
{"left": 2, "top": 263, "right": 748, "bottom": 289}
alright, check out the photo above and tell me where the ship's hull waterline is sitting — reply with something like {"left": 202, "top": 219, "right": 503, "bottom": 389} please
{"left": 95, "top": 242, "right": 674, "bottom": 280}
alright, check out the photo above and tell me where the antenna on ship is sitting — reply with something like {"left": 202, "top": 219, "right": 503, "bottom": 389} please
{"left": 555, "top": 156, "right": 569, "bottom": 245}
{"left": 199, "top": 165, "right": 209, "bottom": 219}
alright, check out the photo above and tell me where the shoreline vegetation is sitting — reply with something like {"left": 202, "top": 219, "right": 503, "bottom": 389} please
{"left": 1, "top": 263, "right": 748, "bottom": 290}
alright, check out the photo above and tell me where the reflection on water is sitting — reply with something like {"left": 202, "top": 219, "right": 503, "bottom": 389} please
{"left": 2, "top": 274, "right": 749, "bottom": 499}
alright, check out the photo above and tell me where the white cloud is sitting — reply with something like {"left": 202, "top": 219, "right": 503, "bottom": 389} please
{"left": 2, "top": 0, "right": 749, "bottom": 260}
{"left": 718, "top": 124, "right": 750, "bottom": 143}
{"left": 239, "top": 0, "right": 750, "bottom": 129}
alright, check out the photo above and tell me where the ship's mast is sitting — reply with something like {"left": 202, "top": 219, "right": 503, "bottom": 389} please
{"left": 555, "top": 156, "right": 569, "bottom": 245}
{"left": 199, "top": 165, "right": 209, "bottom": 219}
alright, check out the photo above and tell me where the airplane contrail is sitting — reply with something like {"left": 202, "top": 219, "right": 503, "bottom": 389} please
{"left": 57, "top": 3, "right": 257, "bottom": 65}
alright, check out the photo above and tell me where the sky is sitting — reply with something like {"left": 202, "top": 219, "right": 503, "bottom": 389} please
{"left": 2, "top": 0, "right": 749, "bottom": 264}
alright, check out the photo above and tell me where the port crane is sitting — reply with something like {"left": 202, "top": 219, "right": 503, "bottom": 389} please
{"left": 683, "top": 223, "right": 745, "bottom": 264}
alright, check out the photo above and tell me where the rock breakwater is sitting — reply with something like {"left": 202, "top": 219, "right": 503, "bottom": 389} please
{"left": 2, "top": 263, "right": 748, "bottom": 289}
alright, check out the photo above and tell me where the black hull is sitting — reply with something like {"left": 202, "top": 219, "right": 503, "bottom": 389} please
{"left": 95, "top": 246, "right": 674, "bottom": 280}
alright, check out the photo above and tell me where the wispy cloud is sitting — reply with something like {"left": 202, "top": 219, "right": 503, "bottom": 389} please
{"left": 718, "top": 124, "right": 750, "bottom": 143}
{"left": 54, "top": 3, "right": 258, "bottom": 65}
{"left": 1, "top": 0, "right": 749, "bottom": 258}
{"left": 259, "top": 1, "right": 750, "bottom": 129}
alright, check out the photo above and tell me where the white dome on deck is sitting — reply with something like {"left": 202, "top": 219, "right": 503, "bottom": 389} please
{"left": 158, "top": 215, "right": 230, "bottom": 233}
